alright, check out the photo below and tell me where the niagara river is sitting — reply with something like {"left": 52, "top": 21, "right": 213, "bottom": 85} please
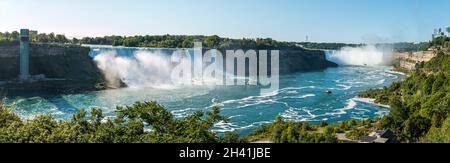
{"left": 2, "top": 47, "right": 402, "bottom": 135}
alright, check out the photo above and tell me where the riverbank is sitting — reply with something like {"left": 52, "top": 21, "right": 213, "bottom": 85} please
{"left": 353, "top": 97, "right": 391, "bottom": 109}
{"left": 356, "top": 36, "right": 450, "bottom": 143}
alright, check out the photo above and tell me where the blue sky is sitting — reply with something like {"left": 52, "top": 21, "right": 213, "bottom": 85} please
{"left": 0, "top": 0, "right": 449, "bottom": 43}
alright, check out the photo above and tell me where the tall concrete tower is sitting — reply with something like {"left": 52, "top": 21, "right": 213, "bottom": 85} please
{"left": 19, "top": 29, "right": 30, "bottom": 81}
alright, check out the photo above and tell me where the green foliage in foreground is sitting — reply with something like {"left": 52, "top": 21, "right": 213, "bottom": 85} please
{"left": 0, "top": 102, "right": 245, "bottom": 143}
{"left": 421, "top": 116, "right": 450, "bottom": 143}
{"left": 246, "top": 116, "right": 339, "bottom": 143}
{"left": 0, "top": 100, "right": 344, "bottom": 143}
{"left": 359, "top": 36, "right": 450, "bottom": 143}
{"left": 245, "top": 116, "right": 382, "bottom": 143}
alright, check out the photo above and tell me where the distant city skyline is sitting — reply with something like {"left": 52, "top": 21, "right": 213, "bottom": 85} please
{"left": 1, "top": 0, "right": 449, "bottom": 43}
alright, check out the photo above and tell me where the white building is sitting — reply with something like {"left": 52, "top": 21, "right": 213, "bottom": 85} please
{"left": 432, "top": 27, "right": 450, "bottom": 39}
{"left": 447, "top": 27, "right": 450, "bottom": 36}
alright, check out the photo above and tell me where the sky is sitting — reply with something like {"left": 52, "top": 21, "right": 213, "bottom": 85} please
{"left": 0, "top": 0, "right": 449, "bottom": 43}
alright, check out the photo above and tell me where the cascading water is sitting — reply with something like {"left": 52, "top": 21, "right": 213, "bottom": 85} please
{"left": 90, "top": 47, "right": 188, "bottom": 89}
{"left": 325, "top": 45, "right": 394, "bottom": 66}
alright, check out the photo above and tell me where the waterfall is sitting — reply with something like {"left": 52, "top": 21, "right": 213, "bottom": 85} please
{"left": 325, "top": 45, "right": 393, "bottom": 66}
{"left": 90, "top": 47, "right": 185, "bottom": 89}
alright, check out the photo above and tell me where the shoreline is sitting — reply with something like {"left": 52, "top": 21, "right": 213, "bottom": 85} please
{"left": 353, "top": 97, "right": 391, "bottom": 109}
{"left": 386, "top": 69, "right": 406, "bottom": 76}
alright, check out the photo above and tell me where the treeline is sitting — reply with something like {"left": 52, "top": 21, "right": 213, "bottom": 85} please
{"left": 0, "top": 31, "right": 305, "bottom": 50}
{"left": 431, "top": 36, "right": 450, "bottom": 52}
{"left": 359, "top": 36, "right": 450, "bottom": 143}
{"left": 0, "top": 31, "right": 20, "bottom": 42}
{"left": 78, "top": 35, "right": 304, "bottom": 50}
{"left": 380, "top": 42, "right": 430, "bottom": 52}
{"left": 297, "top": 42, "right": 430, "bottom": 52}
{"left": 0, "top": 31, "right": 19, "bottom": 45}
{"left": 0, "top": 31, "right": 70, "bottom": 44}
{"left": 297, "top": 42, "right": 363, "bottom": 50}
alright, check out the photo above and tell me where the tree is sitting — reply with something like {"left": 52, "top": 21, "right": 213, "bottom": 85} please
{"left": 422, "top": 116, "right": 450, "bottom": 143}
{"left": 55, "top": 34, "right": 68, "bottom": 43}
{"left": 204, "top": 35, "right": 221, "bottom": 48}
{"left": 381, "top": 97, "right": 409, "bottom": 139}
{"left": 403, "top": 115, "right": 431, "bottom": 142}
{"left": 10, "top": 31, "right": 19, "bottom": 40}
{"left": 221, "top": 132, "right": 247, "bottom": 143}
{"left": 320, "top": 121, "right": 329, "bottom": 127}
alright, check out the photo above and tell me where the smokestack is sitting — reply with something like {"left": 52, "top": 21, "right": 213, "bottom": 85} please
{"left": 19, "top": 29, "right": 30, "bottom": 81}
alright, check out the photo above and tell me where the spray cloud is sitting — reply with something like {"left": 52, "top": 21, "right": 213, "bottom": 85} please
{"left": 326, "top": 45, "right": 393, "bottom": 66}
{"left": 93, "top": 50, "right": 174, "bottom": 88}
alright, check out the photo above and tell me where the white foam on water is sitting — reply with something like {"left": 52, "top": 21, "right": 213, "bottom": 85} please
{"left": 234, "top": 99, "right": 276, "bottom": 109}
{"left": 300, "top": 94, "right": 316, "bottom": 99}
{"left": 386, "top": 70, "right": 406, "bottom": 76}
{"left": 336, "top": 84, "right": 352, "bottom": 90}
{"left": 280, "top": 94, "right": 316, "bottom": 100}
{"left": 280, "top": 107, "right": 318, "bottom": 122}
{"left": 171, "top": 108, "right": 200, "bottom": 118}
{"left": 324, "top": 99, "right": 357, "bottom": 116}
{"left": 219, "top": 91, "right": 280, "bottom": 106}
{"left": 212, "top": 121, "right": 272, "bottom": 133}
{"left": 376, "top": 79, "right": 386, "bottom": 85}
{"left": 216, "top": 89, "right": 317, "bottom": 110}
{"left": 5, "top": 97, "right": 67, "bottom": 120}
{"left": 285, "top": 90, "right": 298, "bottom": 94}
{"left": 228, "top": 115, "right": 244, "bottom": 119}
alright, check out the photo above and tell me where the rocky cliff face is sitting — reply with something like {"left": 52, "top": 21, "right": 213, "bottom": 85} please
{"left": 215, "top": 48, "right": 338, "bottom": 74}
{"left": 278, "top": 49, "right": 338, "bottom": 74}
{"left": 0, "top": 43, "right": 106, "bottom": 95}
{"left": 394, "top": 50, "right": 436, "bottom": 71}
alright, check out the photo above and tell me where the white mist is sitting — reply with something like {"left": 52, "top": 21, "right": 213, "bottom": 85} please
{"left": 326, "top": 45, "right": 393, "bottom": 66}
{"left": 93, "top": 50, "right": 174, "bottom": 89}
